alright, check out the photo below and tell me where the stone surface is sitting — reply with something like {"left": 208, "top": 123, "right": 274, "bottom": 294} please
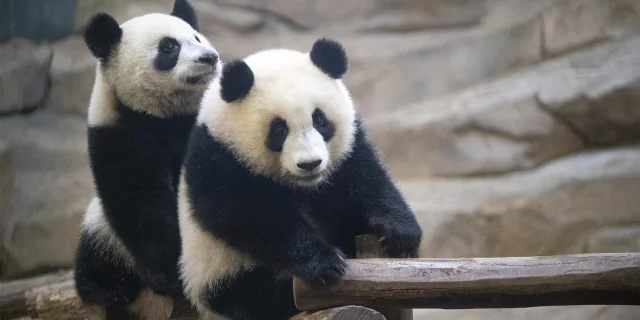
{"left": 45, "top": 36, "right": 96, "bottom": 116}
{"left": 0, "top": 110, "right": 93, "bottom": 280}
{"left": 213, "top": 0, "right": 488, "bottom": 32}
{"left": 414, "top": 305, "right": 640, "bottom": 320}
{"left": 368, "top": 35, "right": 640, "bottom": 178}
{"left": 212, "top": 7, "right": 545, "bottom": 118}
{"left": 0, "top": 38, "right": 53, "bottom": 115}
{"left": 0, "top": 139, "right": 12, "bottom": 252}
{"left": 0, "top": 0, "right": 77, "bottom": 43}
{"left": 399, "top": 146, "right": 640, "bottom": 259}
{"left": 585, "top": 225, "right": 640, "bottom": 253}
{"left": 73, "top": 0, "right": 173, "bottom": 33}
{"left": 542, "top": 0, "right": 640, "bottom": 57}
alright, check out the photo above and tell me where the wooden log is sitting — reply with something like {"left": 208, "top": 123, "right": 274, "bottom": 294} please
{"left": 294, "top": 252, "right": 640, "bottom": 311}
{"left": 0, "top": 273, "right": 383, "bottom": 320}
{"left": 289, "top": 306, "right": 385, "bottom": 320}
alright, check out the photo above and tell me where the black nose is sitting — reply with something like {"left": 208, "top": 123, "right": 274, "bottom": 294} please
{"left": 197, "top": 53, "right": 218, "bottom": 66}
{"left": 297, "top": 160, "right": 322, "bottom": 171}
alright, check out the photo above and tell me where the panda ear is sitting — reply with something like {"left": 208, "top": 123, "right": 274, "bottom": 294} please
{"left": 84, "top": 13, "right": 122, "bottom": 62}
{"left": 220, "top": 60, "right": 254, "bottom": 103}
{"left": 310, "top": 37, "right": 348, "bottom": 79}
{"left": 171, "top": 0, "right": 199, "bottom": 31}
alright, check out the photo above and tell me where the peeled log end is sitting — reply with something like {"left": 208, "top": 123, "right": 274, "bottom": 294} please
{"left": 289, "top": 305, "right": 386, "bottom": 320}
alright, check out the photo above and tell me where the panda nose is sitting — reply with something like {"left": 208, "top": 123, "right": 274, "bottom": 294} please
{"left": 297, "top": 160, "right": 322, "bottom": 171}
{"left": 197, "top": 53, "right": 218, "bottom": 66}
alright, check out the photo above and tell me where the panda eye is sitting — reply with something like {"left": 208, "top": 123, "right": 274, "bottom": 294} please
{"left": 159, "top": 38, "right": 180, "bottom": 53}
{"left": 274, "top": 123, "right": 288, "bottom": 136}
{"left": 195, "top": 35, "right": 201, "bottom": 43}
{"left": 312, "top": 108, "right": 328, "bottom": 128}
{"left": 163, "top": 43, "right": 177, "bottom": 52}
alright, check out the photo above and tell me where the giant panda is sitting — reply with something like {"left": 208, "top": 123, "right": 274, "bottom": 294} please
{"left": 73, "top": 0, "right": 221, "bottom": 318}
{"left": 177, "top": 37, "right": 423, "bottom": 320}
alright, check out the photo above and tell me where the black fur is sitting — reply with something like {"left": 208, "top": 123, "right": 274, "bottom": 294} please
{"left": 74, "top": 100, "right": 198, "bottom": 305}
{"left": 182, "top": 117, "right": 422, "bottom": 320}
{"left": 171, "top": 0, "right": 199, "bottom": 30}
{"left": 312, "top": 108, "right": 334, "bottom": 141}
{"left": 84, "top": 13, "right": 122, "bottom": 63}
{"left": 310, "top": 37, "right": 348, "bottom": 79}
{"left": 266, "top": 117, "right": 288, "bottom": 152}
{"left": 220, "top": 59, "right": 254, "bottom": 103}
{"left": 155, "top": 37, "right": 181, "bottom": 71}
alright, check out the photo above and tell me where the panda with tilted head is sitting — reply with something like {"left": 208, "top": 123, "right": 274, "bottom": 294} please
{"left": 73, "top": 0, "right": 221, "bottom": 318}
{"left": 178, "top": 37, "right": 423, "bottom": 320}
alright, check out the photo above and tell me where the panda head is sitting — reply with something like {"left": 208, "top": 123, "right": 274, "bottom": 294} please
{"left": 84, "top": 0, "right": 220, "bottom": 116}
{"left": 200, "top": 37, "right": 356, "bottom": 188}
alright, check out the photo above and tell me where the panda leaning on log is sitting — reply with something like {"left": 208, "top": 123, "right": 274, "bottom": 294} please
{"left": 177, "top": 37, "right": 423, "bottom": 320}
{"left": 73, "top": 0, "right": 221, "bottom": 318}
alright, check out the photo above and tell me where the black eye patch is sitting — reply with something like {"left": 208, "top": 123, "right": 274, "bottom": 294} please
{"left": 312, "top": 108, "right": 334, "bottom": 141}
{"left": 154, "top": 37, "right": 181, "bottom": 71}
{"left": 266, "top": 117, "right": 288, "bottom": 152}
{"left": 195, "top": 35, "right": 201, "bottom": 43}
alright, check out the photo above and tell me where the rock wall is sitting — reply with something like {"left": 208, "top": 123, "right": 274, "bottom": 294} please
{"left": 0, "top": 0, "right": 639, "bottom": 319}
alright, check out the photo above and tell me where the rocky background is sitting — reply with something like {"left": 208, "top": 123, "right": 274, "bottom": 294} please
{"left": 1, "top": 0, "right": 640, "bottom": 319}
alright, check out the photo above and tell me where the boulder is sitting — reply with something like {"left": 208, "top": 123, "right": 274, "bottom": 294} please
{"left": 0, "top": 38, "right": 53, "bottom": 115}
{"left": 0, "top": 139, "right": 12, "bottom": 242}
{"left": 45, "top": 36, "right": 96, "bottom": 116}
{"left": 368, "top": 35, "right": 640, "bottom": 178}
{"left": 212, "top": 0, "right": 488, "bottom": 32}
{"left": 414, "top": 305, "right": 640, "bottom": 320}
{"left": 73, "top": 0, "right": 173, "bottom": 33}
{"left": 212, "top": 9, "right": 545, "bottom": 118}
{"left": 542, "top": 0, "right": 640, "bottom": 57}
{"left": 399, "top": 146, "right": 640, "bottom": 259}
{"left": 0, "top": 110, "right": 93, "bottom": 280}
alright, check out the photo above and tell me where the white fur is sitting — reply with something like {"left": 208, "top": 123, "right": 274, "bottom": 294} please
{"left": 197, "top": 48, "right": 356, "bottom": 187}
{"left": 177, "top": 174, "right": 252, "bottom": 318}
{"left": 89, "top": 12, "right": 220, "bottom": 124}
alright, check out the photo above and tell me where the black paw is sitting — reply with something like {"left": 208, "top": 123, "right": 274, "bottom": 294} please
{"left": 138, "top": 265, "right": 183, "bottom": 297}
{"left": 371, "top": 219, "right": 422, "bottom": 258}
{"left": 291, "top": 247, "right": 348, "bottom": 286}
{"left": 76, "top": 282, "right": 140, "bottom": 306}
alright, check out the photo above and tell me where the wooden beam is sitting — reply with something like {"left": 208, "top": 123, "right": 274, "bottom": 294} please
{"left": 294, "top": 252, "right": 640, "bottom": 310}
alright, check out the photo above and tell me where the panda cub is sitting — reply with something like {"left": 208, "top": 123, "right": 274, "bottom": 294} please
{"left": 73, "top": 0, "right": 220, "bottom": 318}
{"left": 178, "top": 38, "right": 423, "bottom": 320}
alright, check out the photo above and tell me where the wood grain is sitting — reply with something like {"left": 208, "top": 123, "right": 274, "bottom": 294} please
{"left": 294, "top": 252, "right": 640, "bottom": 310}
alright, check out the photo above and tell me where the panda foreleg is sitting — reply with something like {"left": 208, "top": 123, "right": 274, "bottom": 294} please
{"left": 344, "top": 127, "right": 423, "bottom": 258}
{"left": 88, "top": 127, "right": 183, "bottom": 296}
{"left": 195, "top": 202, "right": 347, "bottom": 286}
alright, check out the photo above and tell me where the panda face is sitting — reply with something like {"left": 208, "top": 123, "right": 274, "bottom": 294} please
{"left": 200, "top": 39, "right": 356, "bottom": 188}
{"left": 116, "top": 14, "right": 219, "bottom": 90}
{"left": 83, "top": 0, "right": 220, "bottom": 117}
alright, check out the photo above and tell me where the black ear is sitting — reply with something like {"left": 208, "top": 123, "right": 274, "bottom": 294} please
{"left": 220, "top": 60, "right": 254, "bottom": 103}
{"left": 171, "top": 0, "right": 199, "bottom": 31}
{"left": 310, "top": 37, "right": 348, "bottom": 79}
{"left": 84, "top": 13, "right": 122, "bottom": 62}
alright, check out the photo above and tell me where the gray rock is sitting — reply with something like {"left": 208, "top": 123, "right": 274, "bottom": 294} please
{"left": 45, "top": 36, "right": 96, "bottom": 116}
{"left": 542, "top": 0, "right": 640, "bottom": 57}
{"left": 585, "top": 225, "right": 640, "bottom": 253}
{"left": 0, "top": 38, "right": 53, "bottom": 115}
{"left": 368, "top": 36, "right": 640, "bottom": 178}
{"left": 398, "top": 146, "right": 640, "bottom": 259}
{"left": 0, "top": 110, "right": 92, "bottom": 280}
{"left": 212, "top": 0, "right": 487, "bottom": 31}
{"left": 414, "top": 305, "right": 640, "bottom": 320}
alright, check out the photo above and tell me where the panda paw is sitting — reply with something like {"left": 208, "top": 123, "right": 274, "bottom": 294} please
{"left": 292, "top": 247, "right": 348, "bottom": 286}
{"left": 371, "top": 219, "right": 422, "bottom": 258}
{"left": 138, "top": 266, "right": 183, "bottom": 298}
